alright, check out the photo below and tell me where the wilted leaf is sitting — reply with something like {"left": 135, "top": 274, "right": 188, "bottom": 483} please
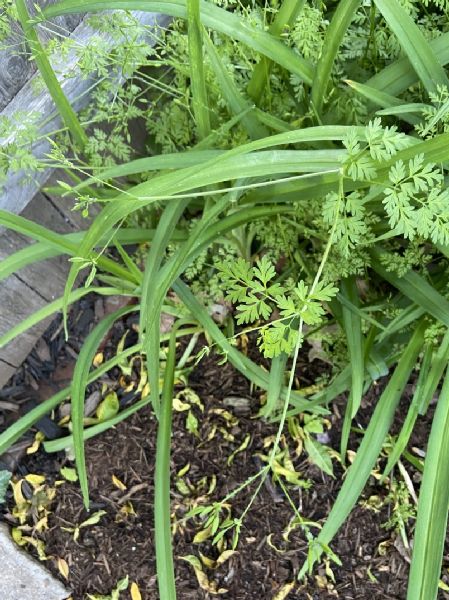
{"left": 193, "top": 526, "right": 213, "bottom": 544}
{"left": 271, "top": 459, "right": 307, "bottom": 487}
{"left": 14, "top": 530, "right": 47, "bottom": 560}
{"left": 27, "top": 432, "right": 45, "bottom": 454}
{"left": 200, "top": 552, "right": 216, "bottom": 569}
{"left": 60, "top": 467, "right": 78, "bottom": 482}
{"left": 186, "top": 411, "right": 200, "bottom": 438}
{"left": 93, "top": 352, "right": 104, "bottom": 367}
{"left": 25, "top": 474, "right": 46, "bottom": 487}
{"left": 180, "top": 555, "right": 228, "bottom": 594}
{"left": 112, "top": 475, "right": 127, "bottom": 491}
{"left": 96, "top": 392, "right": 119, "bottom": 422}
{"left": 177, "top": 463, "right": 190, "bottom": 478}
{"left": 80, "top": 510, "right": 107, "bottom": 528}
{"left": 173, "top": 398, "right": 191, "bottom": 411}
{"left": 34, "top": 515, "right": 49, "bottom": 533}
{"left": 304, "top": 437, "right": 334, "bottom": 477}
{"left": 216, "top": 550, "right": 237, "bottom": 567}
{"left": 273, "top": 581, "right": 295, "bottom": 599}
{"left": 130, "top": 582, "right": 142, "bottom": 600}
{"left": 180, "top": 388, "right": 204, "bottom": 411}
{"left": 227, "top": 434, "right": 251, "bottom": 466}
{"left": 58, "top": 557, "right": 70, "bottom": 580}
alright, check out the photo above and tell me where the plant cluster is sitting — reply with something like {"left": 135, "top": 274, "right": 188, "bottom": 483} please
{"left": 2, "top": 0, "right": 449, "bottom": 599}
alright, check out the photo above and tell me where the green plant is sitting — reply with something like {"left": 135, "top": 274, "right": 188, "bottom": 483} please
{"left": 2, "top": 0, "right": 449, "bottom": 599}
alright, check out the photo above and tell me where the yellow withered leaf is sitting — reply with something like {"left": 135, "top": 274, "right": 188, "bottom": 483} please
{"left": 35, "top": 515, "right": 49, "bottom": 533}
{"left": 199, "top": 552, "right": 216, "bottom": 569}
{"left": 178, "top": 388, "right": 204, "bottom": 411}
{"left": 93, "top": 352, "right": 104, "bottom": 367}
{"left": 58, "top": 557, "right": 70, "bottom": 580}
{"left": 112, "top": 474, "right": 127, "bottom": 491}
{"left": 177, "top": 463, "right": 190, "bottom": 478}
{"left": 193, "top": 525, "right": 213, "bottom": 544}
{"left": 272, "top": 581, "right": 295, "bottom": 600}
{"left": 215, "top": 550, "right": 237, "bottom": 567}
{"left": 27, "top": 431, "right": 45, "bottom": 455}
{"left": 11, "top": 479, "right": 26, "bottom": 507}
{"left": 227, "top": 434, "right": 251, "bottom": 466}
{"left": 173, "top": 397, "right": 191, "bottom": 412}
{"left": 136, "top": 362, "right": 148, "bottom": 393}
{"left": 130, "top": 582, "right": 142, "bottom": 600}
{"left": 180, "top": 556, "right": 228, "bottom": 595}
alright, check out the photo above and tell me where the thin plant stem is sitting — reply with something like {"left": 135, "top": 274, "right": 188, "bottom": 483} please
{"left": 154, "top": 326, "right": 179, "bottom": 600}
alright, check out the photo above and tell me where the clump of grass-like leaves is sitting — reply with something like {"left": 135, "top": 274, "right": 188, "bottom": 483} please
{"left": 2, "top": 0, "right": 449, "bottom": 598}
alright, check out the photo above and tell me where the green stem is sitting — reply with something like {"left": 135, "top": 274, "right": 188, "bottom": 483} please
{"left": 154, "top": 327, "right": 178, "bottom": 600}
{"left": 247, "top": 0, "right": 305, "bottom": 105}
{"left": 15, "top": 0, "right": 88, "bottom": 149}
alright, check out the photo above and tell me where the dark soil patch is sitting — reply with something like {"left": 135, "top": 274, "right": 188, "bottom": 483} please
{"left": 1, "top": 304, "right": 449, "bottom": 599}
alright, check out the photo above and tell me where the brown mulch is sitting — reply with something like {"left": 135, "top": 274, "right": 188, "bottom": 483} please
{"left": 1, "top": 301, "right": 448, "bottom": 599}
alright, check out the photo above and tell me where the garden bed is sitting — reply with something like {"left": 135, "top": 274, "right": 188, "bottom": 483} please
{"left": 1, "top": 305, "right": 447, "bottom": 600}
{"left": 2, "top": 1, "right": 449, "bottom": 599}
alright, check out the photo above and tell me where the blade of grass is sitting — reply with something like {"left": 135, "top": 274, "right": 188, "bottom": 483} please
{"left": 340, "top": 277, "right": 364, "bottom": 459}
{"left": 72, "top": 306, "right": 137, "bottom": 508}
{"left": 187, "top": 0, "right": 210, "bottom": 139}
{"left": 377, "top": 303, "right": 425, "bottom": 344}
{"left": 154, "top": 326, "right": 178, "bottom": 600}
{"left": 367, "top": 31, "right": 449, "bottom": 97}
{"left": 0, "top": 287, "right": 131, "bottom": 349}
{"left": 259, "top": 352, "right": 288, "bottom": 419}
{"left": 0, "top": 343, "right": 142, "bottom": 454}
{"left": 0, "top": 210, "right": 137, "bottom": 284}
{"left": 0, "top": 228, "right": 184, "bottom": 282}
{"left": 247, "top": 0, "right": 305, "bottom": 105}
{"left": 345, "top": 80, "right": 421, "bottom": 126}
{"left": 140, "top": 200, "right": 191, "bottom": 414}
{"left": 299, "top": 320, "right": 426, "bottom": 577}
{"left": 407, "top": 364, "right": 449, "bottom": 600}
{"left": 15, "top": 0, "right": 87, "bottom": 148}
{"left": 382, "top": 331, "right": 449, "bottom": 480}
{"left": 204, "top": 31, "right": 268, "bottom": 140}
{"left": 370, "top": 249, "right": 449, "bottom": 328}
{"left": 73, "top": 150, "right": 223, "bottom": 192}
{"left": 373, "top": 0, "right": 449, "bottom": 95}
{"left": 311, "top": 0, "right": 361, "bottom": 116}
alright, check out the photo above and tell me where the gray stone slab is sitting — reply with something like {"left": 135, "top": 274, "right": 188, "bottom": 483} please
{"left": 0, "top": 523, "right": 69, "bottom": 600}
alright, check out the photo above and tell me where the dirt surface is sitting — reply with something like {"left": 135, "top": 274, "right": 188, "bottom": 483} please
{"left": 1, "top": 302, "right": 448, "bottom": 600}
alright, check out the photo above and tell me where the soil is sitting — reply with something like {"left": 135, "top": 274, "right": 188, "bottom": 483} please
{"left": 1, "top": 298, "right": 448, "bottom": 600}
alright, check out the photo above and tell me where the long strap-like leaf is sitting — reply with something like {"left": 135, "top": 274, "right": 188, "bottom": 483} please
{"left": 299, "top": 320, "right": 426, "bottom": 577}
{"left": 373, "top": 0, "right": 449, "bottom": 95}
{"left": 407, "top": 364, "right": 449, "bottom": 600}
{"left": 72, "top": 306, "right": 137, "bottom": 508}
{"left": 154, "top": 327, "right": 178, "bottom": 600}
